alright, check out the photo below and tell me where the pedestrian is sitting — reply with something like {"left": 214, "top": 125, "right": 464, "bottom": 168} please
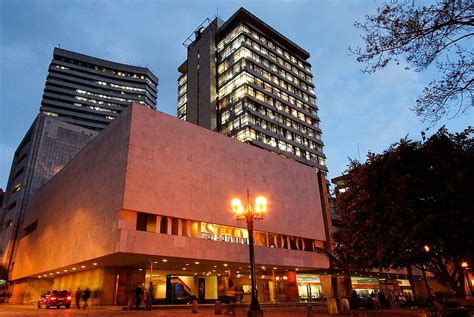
{"left": 146, "top": 282, "right": 154, "bottom": 310}
{"left": 75, "top": 288, "right": 82, "bottom": 309}
{"left": 225, "top": 279, "right": 238, "bottom": 315}
{"left": 135, "top": 283, "right": 143, "bottom": 310}
{"left": 82, "top": 287, "right": 91, "bottom": 309}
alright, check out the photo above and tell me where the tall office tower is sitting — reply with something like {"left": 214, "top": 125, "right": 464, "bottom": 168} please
{"left": 178, "top": 8, "right": 326, "bottom": 171}
{"left": 41, "top": 48, "right": 158, "bottom": 130}
{"left": 0, "top": 48, "right": 158, "bottom": 281}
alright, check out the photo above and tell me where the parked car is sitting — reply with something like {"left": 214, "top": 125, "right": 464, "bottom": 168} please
{"left": 37, "top": 289, "right": 71, "bottom": 309}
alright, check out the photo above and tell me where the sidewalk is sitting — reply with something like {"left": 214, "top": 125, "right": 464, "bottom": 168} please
{"left": 0, "top": 303, "right": 435, "bottom": 317}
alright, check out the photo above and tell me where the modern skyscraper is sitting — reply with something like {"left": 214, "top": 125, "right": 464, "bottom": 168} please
{"left": 41, "top": 48, "right": 158, "bottom": 130}
{"left": 0, "top": 48, "right": 158, "bottom": 282}
{"left": 178, "top": 8, "right": 326, "bottom": 171}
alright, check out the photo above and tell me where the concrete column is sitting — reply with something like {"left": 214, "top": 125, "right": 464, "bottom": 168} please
{"left": 285, "top": 270, "right": 299, "bottom": 302}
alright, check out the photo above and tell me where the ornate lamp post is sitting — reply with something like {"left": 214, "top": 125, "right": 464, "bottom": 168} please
{"left": 232, "top": 189, "right": 267, "bottom": 317}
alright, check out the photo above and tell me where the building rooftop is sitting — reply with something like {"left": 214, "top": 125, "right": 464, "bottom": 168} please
{"left": 53, "top": 48, "right": 159, "bottom": 85}
{"left": 218, "top": 7, "right": 311, "bottom": 60}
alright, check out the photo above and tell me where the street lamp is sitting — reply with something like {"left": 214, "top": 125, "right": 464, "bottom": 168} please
{"left": 232, "top": 189, "right": 267, "bottom": 317}
{"left": 421, "top": 245, "right": 432, "bottom": 297}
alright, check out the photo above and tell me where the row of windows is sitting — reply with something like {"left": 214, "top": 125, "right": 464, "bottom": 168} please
{"left": 56, "top": 57, "right": 156, "bottom": 87}
{"left": 221, "top": 107, "right": 322, "bottom": 152}
{"left": 218, "top": 73, "right": 318, "bottom": 129}
{"left": 178, "top": 73, "right": 187, "bottom": 86}
{"left": 218, "top": 57, "right": 315, "bottom": 105}
{"left": 58, "top": 65, "right": 149, "bottom": 94}
{"left": 228, "top": 126, "right": 325, "bottom": 166}
{"left": 218, "top": 47, "right": 314, "bottom": 95}
{"left": 136, "top": 212, "right": 324, "bottom": 253}
{"left": 75, "top": 88, "right": 145, "bottom": 105}
{"left": 73, "top": 102, "right": 118, "bottom": 114}
{"left": 218, "top": 24, "right": 311, "bottom": 73}
{"left": 178, "top": 83, "right": 187, "bottom": 97}
{"left": 218, "top": 34, "right": 313, "bottom": 84}
{"left": 49, "top": 70, "right": 152, "bottom": 102}
{"left": 220, "top": 95, "right": 321, "bottom": 141}
{"left": 177, "top": 103, "right": 187, "bottom": 119}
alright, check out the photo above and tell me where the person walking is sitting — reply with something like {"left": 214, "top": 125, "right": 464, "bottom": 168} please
{"left": 82, "top": 287, "right": 91, "bottom": 309}
{"left": 134, "top": 283, "right": 143, "bottom": 310}
{"left": 75, "top": 288, "right": 82, "bottom": 309}
{"left": 146, "top": 282, "right": 154, "bottom": 310}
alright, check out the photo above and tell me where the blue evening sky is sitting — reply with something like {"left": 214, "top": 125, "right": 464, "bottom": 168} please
{"left": 0, "top": 0, "right": 472, "bottom": 190}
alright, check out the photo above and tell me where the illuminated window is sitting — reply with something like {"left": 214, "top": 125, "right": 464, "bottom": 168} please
{"left": 137, "top": 212, "right": 156, "bottom": 232}
{"left": 12, "top": 183, "right": 21, "bottom": 193}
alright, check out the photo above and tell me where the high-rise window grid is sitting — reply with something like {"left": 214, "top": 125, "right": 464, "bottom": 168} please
{"left": 40, "top": 48, "right": 158, "bottom": 131}
{"left": 177, "top": 73, "right": 187, "bottom": 120}
{"left": 214, "top": 23, "right": 325, "bottom": 168}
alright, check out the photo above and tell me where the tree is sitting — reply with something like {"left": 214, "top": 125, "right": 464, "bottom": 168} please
{"left": 333, "top": 127, "right": 474, "bottom": 297}
{"left": 352, "top": 0, "right": 474, "bottom": 124}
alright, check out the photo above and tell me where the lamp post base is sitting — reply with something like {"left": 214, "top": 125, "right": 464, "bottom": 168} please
{"left": 247, "top": 310, "right": 264, "bottom": 317}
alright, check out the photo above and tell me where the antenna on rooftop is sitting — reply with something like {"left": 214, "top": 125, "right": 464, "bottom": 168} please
{"left": 57, "top": 44, "right": 61, "bottom": 48}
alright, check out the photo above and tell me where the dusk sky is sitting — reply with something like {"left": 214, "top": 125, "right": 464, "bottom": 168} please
{"left": 0, "top": 0, "right": 472, "bottom": 190}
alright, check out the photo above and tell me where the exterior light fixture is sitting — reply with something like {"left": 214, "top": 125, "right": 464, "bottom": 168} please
{"left": 195, "top": 262, "right": 200, "bottom": 265}
{"left": 162, "top": 259, "right": 168, "bottom": 262}
{"left": 72, "top": 268, "right": 76, "bottom": 271}
{"left": 224, "top": 264, "right": 228, "bottom": 267}
{"left": 81, "top": 265, "right": 86, "bottom": 268}
{"left": 231, "top": 189, "right": 267, "bottom": 316}
{"left": 92, "top": 263, "right": 98, "bottom": 266}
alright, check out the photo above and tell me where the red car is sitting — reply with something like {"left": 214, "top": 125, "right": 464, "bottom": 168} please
{"left": 37, "top": 289, "right": 71, "bottom": 309}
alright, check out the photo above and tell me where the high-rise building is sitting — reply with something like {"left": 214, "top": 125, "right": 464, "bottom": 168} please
{"left": 40, "top": 48, "right": 158, "bottom": 130}
{"left": 178, "top": 8, "right": 326, "bottom": 171}
{"left": 0, "top": 48, "right": 158, "bottom": 282}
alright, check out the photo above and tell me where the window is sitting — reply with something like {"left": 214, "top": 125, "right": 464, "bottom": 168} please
{"left": 12, "top": 183, "right": 21, "bottom": 193}
{"left": 24, "top": 220, "right": 38, "bottom": 236}
{"left": 136, "top": 212, "right": 156, "bottom": 232}
{"left": 3, "top": 220, "right": 12, "bottom": 229}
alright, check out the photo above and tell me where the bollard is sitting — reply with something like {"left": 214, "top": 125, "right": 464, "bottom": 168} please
{"left": 340, "top": 298, "right": 350, "bottom": 313}
{"left": 358, "top": 307, "right": 367, "bottom": 317}
{"left": 192, "top": 299, "right": 198, "bottom": 313}
{"left": 214, "top": 300, "right": 222, "bottom": 315}
{"left": 127, "top": 296, "right": 133, "bottom": 311}
{"left": 327, "top": 297, "right": 339, "bottom": 315}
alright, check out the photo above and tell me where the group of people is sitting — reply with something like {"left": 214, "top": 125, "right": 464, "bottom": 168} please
{"left": 74, "top": 287, "right": 91, "bottom": 309}
{"left": 349, "top": 290, "right": 392, "bottom": 309}
{"left": 134, "top": 281, "right": 155, "bottom": 310}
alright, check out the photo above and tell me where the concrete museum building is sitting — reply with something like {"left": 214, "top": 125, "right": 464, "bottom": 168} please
{"left": 11, "top": 104, "right": 330, "bottom": 304}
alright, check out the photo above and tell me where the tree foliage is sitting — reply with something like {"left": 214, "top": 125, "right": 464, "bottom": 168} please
{"left": 352, "top": 0, "right": 474, "bottom": 124}
{"left": 333, "top": 127, "right": 474, "bottom": 296}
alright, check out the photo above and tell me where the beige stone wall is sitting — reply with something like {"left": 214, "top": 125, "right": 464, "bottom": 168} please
{"left": 10, "top": 277, "right": 53, "bottom": 304}
{"left": 124, "top": 105, "right": 326, "bottom": 241}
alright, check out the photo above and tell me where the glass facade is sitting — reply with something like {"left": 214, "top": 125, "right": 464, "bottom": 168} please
{"left": 177, "top": 21, "right": 326, "bottom": 170}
